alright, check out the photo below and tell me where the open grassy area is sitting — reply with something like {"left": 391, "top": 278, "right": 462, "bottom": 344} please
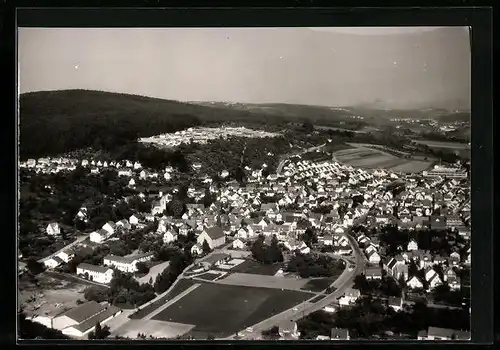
{"left": 194, "top": 272, "right": 221, "bottom": 281}
{"left": 129, "top": 278, "right": 196, "bottom": 320}
{"left": 300, "top": 278, "right": 336, "bottom": 292}
{"left": 229, "top": 259, "right": 283, "bottom": 276}
{"left": 151, "top": 282, "right": 314, "bottom": 339}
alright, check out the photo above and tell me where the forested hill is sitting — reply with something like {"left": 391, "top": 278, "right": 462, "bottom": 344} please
{"left": 19, "top": 90, "right": 286, "bottom": 160}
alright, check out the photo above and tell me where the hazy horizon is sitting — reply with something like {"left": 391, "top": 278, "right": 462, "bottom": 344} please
{"left": 18, "top": 27, "right": 471, "bottom": 110}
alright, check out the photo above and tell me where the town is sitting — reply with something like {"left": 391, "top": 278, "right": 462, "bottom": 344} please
{"left": 18, "top": 126, "right": 471, "bottom": 341}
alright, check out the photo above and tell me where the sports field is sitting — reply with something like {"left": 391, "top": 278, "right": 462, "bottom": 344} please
{"left": 151, "top": 282, "right": 314, "bottom": 339}
{"left": 216, "top": 272, "right": 310, "bottom": 290}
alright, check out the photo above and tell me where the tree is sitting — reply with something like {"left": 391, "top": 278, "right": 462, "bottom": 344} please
{"left": 202, "top": 240, "right": 211, "bottom": 254}
{"left": 26, "top": 259, "right": 45, "bottom": 275}
{"left": 300, "top": 228, "right": 318, "bottom": 247}
{"left": 88, "top": 322, "right": 110, "bottom": 339}
{"left": 207, "top": 334, "right": 215, "bottom": 340}
{"left": 302, "top": 120, "right": 314, "bottom": 133}
{"left": 136, "top": 261, "right": 150, "bottom": 275}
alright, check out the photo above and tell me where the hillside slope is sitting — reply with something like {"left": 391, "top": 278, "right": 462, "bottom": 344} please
{"left": 18, "top": 90, "right": 286, "bottom": 159}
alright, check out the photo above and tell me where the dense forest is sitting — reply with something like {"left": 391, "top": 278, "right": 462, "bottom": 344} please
{"left": 19, "top": 90, "right": 289, "bottom": 159}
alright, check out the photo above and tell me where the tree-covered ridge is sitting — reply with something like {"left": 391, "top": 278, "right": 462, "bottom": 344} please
{"left": 19, "top": 90, "right": 288, "bottom": 159}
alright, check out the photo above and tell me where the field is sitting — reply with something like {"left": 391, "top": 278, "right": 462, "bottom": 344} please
{"left": 18, "top": 273, "right": 87, "bottom": 318}
{"left": 129, "top": 278, "right": 196, "bottom": 320}
{"left": 151, "top": 282, "right": 314, "bottom": 339}
{"left": 412, "top": 140, "right": 470, "bottom": 150}
{"left": 216, "top": 272, "right": 310, "bottom": 290}
{"left": 229, "top": 259, "right": 284, "bottom": 276}
{"left": 334, "top": 145, "right": 433, "bottom": 173}
{"left": 195, "top": 272, "right": 223, "bottom": 281}
{"left": 300, "top": 278, "right": 337, "bottom": 292}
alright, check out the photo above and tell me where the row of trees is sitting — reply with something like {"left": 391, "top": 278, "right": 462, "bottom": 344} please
{"left": 153, "top": 248, "right": 193, "bottom": 294}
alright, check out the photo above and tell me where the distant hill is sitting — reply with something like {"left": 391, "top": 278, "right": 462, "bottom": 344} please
{"left": 18, "top": 90, "right": 288, "bottom": 159}
{"left": 189, "top": 102, "right": 359, "bottom": 123}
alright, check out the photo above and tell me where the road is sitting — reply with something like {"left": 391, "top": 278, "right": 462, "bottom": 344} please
{"left": 276, "top": 143, "right": 327, "bottom": 174}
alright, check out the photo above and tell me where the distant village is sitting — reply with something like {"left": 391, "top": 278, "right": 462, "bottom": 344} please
{"left": 138, "top": 126, "right": 280, "bottom": 149}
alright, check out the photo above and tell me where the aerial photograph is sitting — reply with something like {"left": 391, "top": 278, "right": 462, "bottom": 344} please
{"left": 17, "top": 26, "right": 471, "bottom": 341}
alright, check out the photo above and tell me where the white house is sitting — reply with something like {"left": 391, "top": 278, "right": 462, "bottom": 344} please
{"left": 89, "top": 229, "right": 113, "bottom": 243}
{"left": 406, "top": 276, "right": 424, "bottom": 289}
{"left": 56, "top": 249, "right": 74, "bottom": 263}
{"left": 407, "top": 239, "right": 419, "bottom": 251}
{"left": 43, "top": 256, "right": 64, "bottom": 269}
{"left": 190, "top": 243, "right": 203, "bottom": 256}
{"left": 103, "top": 253, "right": 153, "bottom": 273}
{"left": 388, "top": 296, "right": 403, "bottom": 312}
{"left": 232, "top": 238, "right": 246, "bottom": 250}
{"left": 129, "top": 214, "right": 142, "bottom": 226}
{"left": 338, "top": 288, "right": 361, "bottom": 307}
{"left": 163, "top": 230, "right": 178, "bottom": 244}
{"left": 102, "top": 221, "right": 117, "bottom": 235}
{"left": 46, "top": 223, "right": 60, "bottom": 236}
{"left": 76, "top": 263, "right": 114, "bottom": 284}
{"left": 367, "top": 250, "right": 381, "bottom": 264}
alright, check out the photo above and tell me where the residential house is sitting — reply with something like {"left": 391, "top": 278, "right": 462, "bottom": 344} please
{"left": 43, "top": 256, "right": 64, "bottom": 269}
{"left": 424, "top": 267, "right": 442, "bottom": 290}
{"left": 129, "top": 214, "right": 143, "bottom": 226}
{"left": 103, "top": 253, "right": 153, "bottom": 273}
{"left": 320, "top": 234, "right": 334, "bottom": 246}
{"left": 278, "top": 320, "right": 300, "bottom": 340}
{"left": 76, "top": 263, "right": 114, "bottom": 284}
{"left": 388, "top": 296, "right": 403, "bottom": 312}
{"left": 364, "top": 266, "right": 382, "bottom": 280}
{"left": 115, "top": 219, "right": 131, "bottom": 231}
{"left": 163, "top": 230, "right": 178, "bottom": 244}
{"left": 190, "top": 243, "right": 203, "bottom": 256}
{"left": 430, "top": 216, "right": 447, "bottom": 231}
{"left": 338, "top": 288, "right": 361, "bottom": 307}
{"left": 406, "top": 276, "right": 424, "bottom": 290}
{"left": 384, "top": 256, "right": 408, "bottom": 280}
{"left": 232, "top": 238, "right": 246, "bottom": 250}
{"left": 407, "top": 239, "right": 418, "bottom": 251}
{"left": 417, "top": 327, "right": 470, "bottom": 340}
{"left": 197, "top": 226, "right": 226, "bottom": 249}
{"left": 56, "top": 249, "right": 75, "bottom": 263}
{"left": 102, "top": 221, "right": 117, "bottom": 235}
{"left": 46, "top": 223, "right": 60, "bottom": 236}
{"left": 367, "top": 250, "right": 381, "bottom": 264}
{"left": 89, "top": 229, "right": 113, "bottom": 244}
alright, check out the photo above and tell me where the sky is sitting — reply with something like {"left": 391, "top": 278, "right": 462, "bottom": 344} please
{"left": 18, "top": 26, "right": 471, "bottom": 110}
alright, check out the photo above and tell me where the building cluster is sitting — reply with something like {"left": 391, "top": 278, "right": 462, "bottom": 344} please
{"left": 29, "top": 300, "right": 122, "bottom": 338}
{"left": 138, "top": 126, "right": 279, "bottom": 149}
{"left": 21, "top": 135, "right": 471, "bottom": 340}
